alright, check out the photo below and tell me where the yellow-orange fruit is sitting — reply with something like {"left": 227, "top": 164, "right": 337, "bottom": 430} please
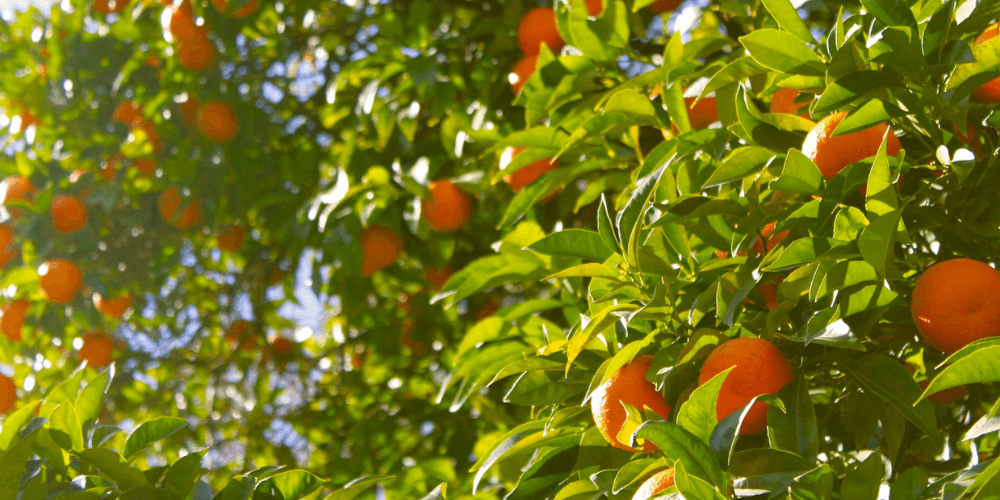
{"left": 770, "top": 87, "right": 811, "bottom": 117}
{"left": 361, "top": 225, "right": 403, "bottom": 277}
{"left": 212, "top": 0, "right": 259, "bottom": 17}
{"left": 911, "top": 258, "right": 1000, "bottom": 353}
{"left": 802, "top": 111, "right": 902, "bottom": 179}
{"left": 170, "top": 1, "right": 208, "bottom": 40}
{"left": 38, "top": 259, "right": 83, "bottom": 304}
{"left": 0, "top": 224, "right": 18, "bottom": 268}
{"left": 133, "top": 159, "right": 156, "bottom": 176}
{"left": 750, "top": 221, "right": 789, "bottom": 255}
{"left": 159, "top": 187, "right": 203, "bottom": 229}
{"left": 591, "top": 355, "right": 673, "bottom": 452}
{"left": 517, "top": 8, "right": 564, "bottom": 56}
{"left": 226, "top": 319, "right": 256, "bottom": 350}
{"left": 0, "top": 375, "right": 15, "bottom": 414}
{"left": 92, "top": 0, "right": 128, "bottom": 14}
{"left": 217, "top": 225, "right": 245, "bottom": 251}
{"left": 423, "top": 265, "right": 452, "bottom": 292}
{"left": 177, "top": 37, "right": 216, "bottom": 71}
{"left": 113, "top": 101, "right": 142, "bottom": 124}
{"left": 503, "top": 147, "right": 559, "bottom": 192}
{"left": 422, "top": 180, "right": 473, "bottom": 232}
{"left": 682, "top": 96, "right": 718, "bottom": 130}
{"left": 93, "top": 293, "right": 131, "bottom": 319}
{"left": 632, "top": 469, "right": 676, "bottom": 500}
{"left": 196, "top": 101, "right": 238, "bottom": 142}
{"left": 510, "top": 55, "right": 537, "bottom": 95}
{"left": 0, "top": 300, "right": 28, "bottom": 343}
{"left": 78, "top": 332, "right": 114, "bottom": 368}
{"left": 51, "top": 195, "right": 87, "bottom": 234}
{"left": 647, "top": 0, "right": 682, "bottom": 14}
{"left": 973, "top": 23, "right": 1000, "bottom": 103}
{"left": 0, "top": 176, "right": 35, "bottom": 219}
{"left": 698, "top": 337, "right": 795, "bottom": 435}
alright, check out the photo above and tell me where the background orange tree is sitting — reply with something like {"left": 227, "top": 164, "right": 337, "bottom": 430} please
{"left": 4, "top": 0, "right": 1000, "bottom": 498}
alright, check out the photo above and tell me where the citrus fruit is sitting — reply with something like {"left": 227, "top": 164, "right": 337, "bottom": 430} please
{"left": 78, "top": 332, "right": 114, "bottom": 368}
{"left": 170, "top": 3, "right": 208, "bottom": 41}
{"left": 113, "top": 101, "right": 142, "bottom": 124}
{"left": 196, "top": 101, "right": 238, "bottom": 142}
{"left": 911, "top": 258, "right": 1000, "bottom": 353}
{"left": 510, "top": 55, "right": 537, "bottom": 95}
{"left": 517, "top": 7, "right": 563, "bottom": 56}
{"left": 0, "top": 176, "right": 35, "bottom": 218}
{"left": 361, "top": 225, "right": 403, "bottom": 277}
{"left": 683, "top": 96, "right": 718, "bottom": 130}
{"left": 698, "top": 337, "right": 795, "bottom": 435}
{"left": 226, "top": 319, "right": 256, "bottom": 350}
{"left": 802, "top": 111, "right": 902, "bottom": 179}
{"left": 212, "top": 0, "right": 259, "bottom": 17}
{"left": 648, "top": 0, "right": 682, "bottom": 14}
{"left": 217, "top": 224, "right": 245, "bottom": 251}
{"left": 130, "top": 120, "right": 164, "bottom": 155}
{"left": 770, "top": 87, "right": 811, "bottom": 117}
{"left": 503, "top": 147, "right": 559, "bottom": 192}
{"left": 0, "top": 224, "right": 18, "bottom": 268}
{"left": 920, "top": 380, "right": 969, "bottom": 404}
{"left": 422, "top": 180, "right": 473, "bottom": 232}
{"left": 159, "top": 187, "right": 203, "bottom": 229}
{"left": 632, "top": 469, "right": 676, "bottom": 500}
{"left": 586, "top": 0, "right": 602, "bottom": 16}
{"left": 177, "top": 36, "right": 216, "bottom": 71}
{"left": 93, "top": 0, "right": 128, "bottom": 14}
{"left": 423, "top": 265, "right": 453, "bottom": 292}
{"left": 51, "top": 195, "right": 87, "bottom": 234}
{"left": 38, "top": 259, "right": 82, "bottom": 304}
{"left": 0, "top": 375, "right": 15, "bottom": 414}
{"left": 750, "top": 221, "right": 789, "bottom": 255}
{"left": 591, "top": 354, "right": 673, "bottom": 452}
{"left": 179, "top": 96, "right": 199, "bottom": 126}
{"left": 93, "top": 292, "right": 131, "bottom": 319}
{"left": 133, "top": 158, "right": 156, "bottom": 176}
{"left": 973, "top": 23, "right": 1000, "bottom": 103}
{"left": 0, "top": 300, "right": 28, "bottom": 343}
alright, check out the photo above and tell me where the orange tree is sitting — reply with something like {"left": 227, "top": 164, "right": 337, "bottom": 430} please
{"left": 4, "top": 0, "right": 1000, "bottom": 499}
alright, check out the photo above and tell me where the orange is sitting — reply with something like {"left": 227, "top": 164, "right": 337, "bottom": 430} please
{"left": 503, "top": 147, "right": 559, "bottom": 192}
{"left": 955, "top": 125, "right": 983, "bottom": 157}
{"left": 973, "top": 23, "right": 1000, "bottom": 103}
{"left": 422, "top": 180, "right": 473, "bottom": 232}
{"left": 113, "top": 101, "right": 142, "bottom": 124}
{"left": 212, "top": 0, "right": 259, "bottom": 17}
{"left": 632, "top": 469, "right": 676, "bottom": 500}
{"left": 78, "top": 332, "right": 114, "bottom": 368}
{"left": 698, "top": 337, "right": 795, "bottom": 435}
{"left": 361, "top": 225, "right": 403, "bottom": 277}
{"left": 38, "top": 259, "right": 83, "bottom": 304}
{"left": 647, "top": 0, "right": 682, "bottom": 14}
{"left": 509, "top": 55, "right": 537, "bottom": 95}
{"left": 270, "top": 336, "right": 293, "bottom": 354}
{"left": 159, "top": 187, "right": 203, "bottom": 229}
{"left": 0, "top": 176, "right": 35, "bottom": 219}
{"left": 226, "top": 319, "right": 256, "bottom": 350}
{"left": 92, "top": 0, "right": 128, "bottom": 14}
{"left": 100, "top": 154, "right": 122, "bottom": 182}
{"left": 758, "top": 283, "right": 778, "bottom": 310}
{"left": 585, "top": 0, "right": 602, "bottom": 16}
{"left": 197, "top": 101, "right": 238, "bottom": 142}
{"left": 0, "top": 224, "right": 18, "bottom": 268}
{"left": 591, "top": 355, "right": 673, "bottom": 452}
{"left": 683, "top": 96, "right": 718, "bottom": 130}
{"left": 177, "top": 37, "right": 216, "bottom": 72}
{"left": 169, "top": 1, "right": 208, "bottom": 41}
{"left": 0, "top": 375, "right": 15, "bottom": 414}
{"left": 919, "top": 380, "right": 969, "bottom": 404}
{"left": 130, "top": 120, "right": 164, "bottom": 155}
{"left": 0, "top": 300, "right": 28, "bottom": 343}
{"left": 911, "top": 258, "right": 1000, "bottom": 353}
{"left": 179, "top": 96, "right": 199, "bottom": 126}
{"left": 133, "top": 158, "right": 156, "bottom": 176}
{"left": 802, "top": 111, "right": 902, "bottom": 179}
{"left": 51, "top": 195, "right": 87, "bottom": 234}
{"left": 476, "top": 299, "right": 500, "bottom": 320}
{"left": 93, "top": 292, "right": 131, "bottom": 319}
{"left": 217, "top": 224, "right": 245, "bottom": 251}
{"left": 517, "top": 8, "right": 564, "bottom": 56}
{"left": 423, "top": 265, "right": 452, "bottom": 292}
{"left": 750, "top": 221, "right": 789, "bottom": 255}
{"left": 770, "top": 87, "right": 811, "bottom": 117}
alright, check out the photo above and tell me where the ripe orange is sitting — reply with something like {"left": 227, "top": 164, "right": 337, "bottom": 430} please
{"left": 212, "top": 0, "right": 259, "bottom": 17}
{"left": 802, "top": 111, "right": 902, "bottom": 179}
{"left": 0, "top": 223, "right": 18, "bottom": 268}
{"left": 217, "top": 224, "right": 245, "bottom": 251}
{"left": 758, "top": 283, "right": 778, "bottom": 310}
{"left": 169, "top": 1, "right": 208, "bottom": 41}
{"left": 585, "top": 0, "right": 602, "bottom": 16}
{"left": 422, "top": 180, "right": 473, "bottom": 232}
{"left": 510, "top": 55, "right": 537, "bottom": 95}
{"left": 92, "top": 0, "right": 128, "bottom": 14}
{"left": 770, "top": 87, "right": 811, "bottom": 117}
{"left": 100, "top": 154, "right": 122, "bottom": 182}
{"left": 632, "top": 469, "right": 676, "bottom": 500}
{"left": 133, "top": 158, "right": 156, "bottom": 176}
{"left": 0, "top": 300, "right": 28, "bottom": 343}
{"left": 361, "top": 225, "right": 403, "bottom": 277}
{"left": 226, "top": 319, "right": 256, "bottom": 350}
{"left": 954, "top": 125, "right": 983, "bottom": 157}
{"left": 51, "top": 195, "right": 88, "bottom": 234}
{"left": 503, "top": 147, "right": 559, "bottom": 192}
{"left": 647, "top": 0, "right": 682, "bottom": 14}
{"left": 919, "top": 380, "right": 969, "bottom": 404}
{"left": 38, "top": 259, "right": 83, "bottom": 304}
{"left": 179, "top": 96, "right": 199, "bottom": 126}
{"left": 0, "top": 375, "right": 15, "bottom": 414}
{"left": 973, "top": 23, "right": 1000, "bottom": 103}
{"left": 159, "top": 187, "right": 203, "bottom": 229}
{"left": 196, "top": 101, "right": 238, "bottom": 142}
{"left": 177, "top": 37, "right": 216, "bottom": 71}
{"left": 270, "top": 336, "right": 293, "bottom": 354}
{"left": 682, "top": 96, "right": 718, "bottom": 130}
{"left": 113, "top": 101, "right": 142, "bottom": 124}
{"left": 93, "top": 292, "right": 131, "bottom": 319}
{"left": 698, "top": 337, "right": 795, "bottom": 435}
{"left": 591, "top": 355, "right": 673, "bottom": 452}
{"left": 750, "top": 221, "right": 789, "bottom": 255}
{"left": 423, "top": 265, "right": 453, "bottom": 292}
{"left": 0, "top": 176, "right": 35, "bottom": 218}
{"left": 517, "top": 8, "right": 564, "bottom": 56}
{"left": 911, "top": 258, "right": 1000, "bottom": 353}
{"left": 78, "top": 332, "right": 114, "bottom": 368}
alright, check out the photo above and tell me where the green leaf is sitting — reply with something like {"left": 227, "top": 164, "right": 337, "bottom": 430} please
{"left": 836, "top": 99, "right": 905, "bottom": 136}
{"left": 813, "top": 71, "right": 901, "bottom": 113}
{"left": 773, "top": 148, "right": 823, "bottom": 194}
{"left": 76, "top": 365, "right": 114, "bottom": 425}
{"left": 701, "top": 57, "right": 770, "bottom": 98}
{"left": 633, "top": 421, "right": 727, "bottom": 490}
{"left": 50, "top": 402, "right": 84, "bottom": 451}
{"left": 739, "top": 30, "right": 826, "bottom": 76}
{"left": 674, "top": 460, "right": 727, "bottom": 500}
{"left": 529, "top": 229, "right": 614, "bottom": 262}
{"left": 734, "top": 85, "right": 803, "bottom": 151}
{"left": 764, "top": 238, "right": 841, "bottom": 272}
{"left": 864, "top": 129, "right": 899, "bottom": 217}
{"left": 598, "top": 195, "right": 622, "bottom": 255}
{"left": 703, "top": 147, "right": 775, "bottom": 188}
{"left": 922, "top": 339, "right": 1000, "bottom": 400}
{"left": 948, "top": 31, "right": 1000, "bottom": 90}
{"left": 0, "top": 400, "right": 40, "bottom": 451}
{"left": 118, "top": 485, "right": 175, "bottom": 500}
{"left": 889, "top": 467, "right": 928, "bottom": 500}
{"left": 616, "top": 165, "right": 667, "bottom": 266}
{"left": 0, "top": 425, "right": 41, "bottom": 498}
{"left": 123, "top": 417, "right": 188, "bottom": 460}
{"left": 760, "top": 0, "right": 816, "bottom": 43}
{"left": 710, "top": 394, "right": 786, "bottom": 468}
{"left": 838, "top": 355, "right": 938, "bottom": 438}
{"left": 432, "top": 253, "right": 546, "bottom": 307}
{"left": 163, "top": 451, "right": 205, "bottom": 500}
{"left": 839, "top": 452, "right": 883, "bottom": 500}
{"left": 546, "top": 263, "right": 621, "bottom": 280}
{"left": 258, "top": 470, "right": 326, "bottom": 499}
{"left": 328, "top": 476, "right": 393, "bottom": 500}
{"left": 566, "top": 302, "right": 638, "bottom": 373}
{"left": 471, "top": 420, "right": 547, "bottom": 492}
{"left": 857, "top": 209, "right": 901, "bottom": 277}
{"left": 767, "top": 380, "right": 819, "bottom": 460}
{"left": 676, "top": 367, "right": 733, "bottom": 445}
{"left": 215, "top": 477, "right": 256, "bottom": 500}
{"left": 75, "top": 448, "right": 149, "bottom": 491}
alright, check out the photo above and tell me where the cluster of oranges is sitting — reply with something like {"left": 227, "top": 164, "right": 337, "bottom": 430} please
{"left": 167, "top": 0, "right": 258, "bottom": 71}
